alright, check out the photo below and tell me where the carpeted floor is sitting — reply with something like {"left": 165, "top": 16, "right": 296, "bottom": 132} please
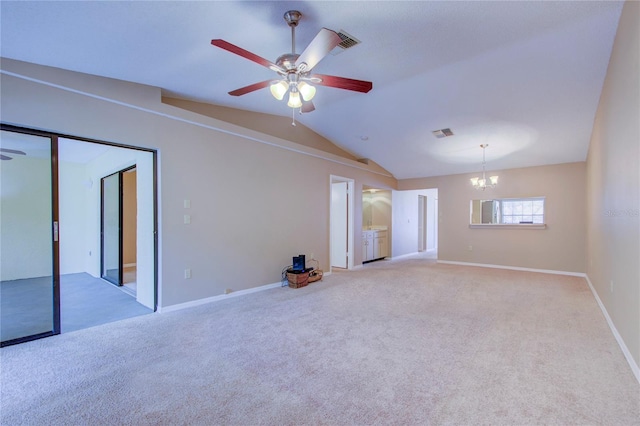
{"left": 1, "top": 256, "right": 638, "bottom": 425}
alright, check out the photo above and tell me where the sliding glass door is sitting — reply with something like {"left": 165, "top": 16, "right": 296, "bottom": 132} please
{"left": 0, "top": 128, "right": 60, "bottom": 346}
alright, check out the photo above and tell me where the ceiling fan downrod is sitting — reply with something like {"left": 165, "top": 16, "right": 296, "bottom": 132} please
{"left": 283, "top": 10, "right": 301, "bottom": 54}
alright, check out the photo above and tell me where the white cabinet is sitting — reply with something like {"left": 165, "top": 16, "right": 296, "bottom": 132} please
{"left": 363, "top": 230, "right": 387, "bottom": 262}
{"left": 374, "top": 230, "right": 388, "bottom": 259}
{"left": 362, "top": 231, "right": 374, "bottom": 262}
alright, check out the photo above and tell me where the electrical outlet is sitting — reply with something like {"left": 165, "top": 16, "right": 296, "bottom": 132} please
{"left": 468, "top": 245, "right": 473, "bottom": 251}
{"left": 184, "top": 214, "right": 191, "bottom": 224}
{"left": 184, "top": 199, "right": 191, "bottom": 208}
{"left": 610, "top": 280, "right": 614, "bottom": 294}
{"left": 310, "top": 252, "right": 315, "bottom": 260}
{"left": 184, "top": 269, "right": 191, "bottom": 279}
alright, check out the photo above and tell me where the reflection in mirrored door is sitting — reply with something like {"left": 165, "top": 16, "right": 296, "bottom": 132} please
{"left": 0, "top": 129, "right": 60, "bottom": 346}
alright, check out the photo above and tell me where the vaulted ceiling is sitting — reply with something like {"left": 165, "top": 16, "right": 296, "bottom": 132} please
{"left": 0, "top": 1, "right": 623, "bottom": 179}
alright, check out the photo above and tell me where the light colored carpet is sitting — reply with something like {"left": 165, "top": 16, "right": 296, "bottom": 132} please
{"left": 1, "top": 256, "right": 638, "bottom": 425}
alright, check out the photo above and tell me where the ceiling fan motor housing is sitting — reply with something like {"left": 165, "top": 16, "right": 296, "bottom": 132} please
{"left": 275, "top": 53, "right": 300, "bottom": 71}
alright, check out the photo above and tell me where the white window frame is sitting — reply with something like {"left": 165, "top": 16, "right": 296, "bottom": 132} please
{"left": 498, "top": 197, "right": 545, "bottom": 224}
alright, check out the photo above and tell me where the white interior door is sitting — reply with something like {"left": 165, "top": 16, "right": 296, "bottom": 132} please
{"left": 331, "top": 181, "right": 348, "bottom": 268}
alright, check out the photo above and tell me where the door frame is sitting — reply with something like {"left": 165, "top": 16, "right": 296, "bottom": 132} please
{"left": 329, "top": 175, "right": 354, "bottom": 272}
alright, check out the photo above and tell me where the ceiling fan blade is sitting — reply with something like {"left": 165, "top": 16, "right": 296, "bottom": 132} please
{"left": 211, "top": 39, "right": 283, "bottom": 72}
{"left": 312, "top": 74, "right": 373, "bottom": 93}
{"left": 301, "top": 100, "right": 315, "bottom": 113}
{"left": 0, "top": 148, "right": 26, "bottom": 155}
{"left": 295, "top": 28, "right": 341, "bottom": 72}
{"left": 228, "top": 80, "right": 273, "bottom": 97}
{"left": 0, "top": 154, "right": 12, "bottom": 161}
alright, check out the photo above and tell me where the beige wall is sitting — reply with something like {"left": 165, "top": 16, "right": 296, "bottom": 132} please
{"left": 586, "top": 1, "right": 639, "bottom": 372}
{"left": 399, "top": 162, "right": 587, "bottom": 273}
{"left": 122, "top": 169, "right": 137, "bottom": 265}
{"left": 0, "top": 59, "right": 396, "bottom": 308}
{"left": 162, "top": 98, "right": 360, "bottom": 162}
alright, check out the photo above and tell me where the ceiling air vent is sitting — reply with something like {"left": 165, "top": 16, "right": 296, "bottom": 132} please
{"left": 432, "top": 128, "right": 454, "bottom": 139}
{"left": 330, "top": 30, "right": 361, "bottom": 55}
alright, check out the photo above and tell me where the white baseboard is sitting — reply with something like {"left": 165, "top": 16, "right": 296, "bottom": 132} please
{"left": 159, "top": 281, "right": 283, "bottom": 313}
{"left": 436, "top": 260, "right": 586, "bottom": 277}
{"left": 585, "top": 275, "right": 640, "bottom": 384}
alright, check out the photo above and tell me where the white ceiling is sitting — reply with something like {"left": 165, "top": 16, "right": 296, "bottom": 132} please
{"left": 0, "top": 1, "right": 623, "bottom": 179}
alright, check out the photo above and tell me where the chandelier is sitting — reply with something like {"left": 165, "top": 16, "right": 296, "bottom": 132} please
{"left": 470, "top": 144, "right": 498, "bottom": 190}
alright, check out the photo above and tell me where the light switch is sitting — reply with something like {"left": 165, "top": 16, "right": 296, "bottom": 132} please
{"left": 184, "top": 214, "right": 191, "bottom": 224}
{"left": 184, "top": 199, "right": 191, "bottom": 208}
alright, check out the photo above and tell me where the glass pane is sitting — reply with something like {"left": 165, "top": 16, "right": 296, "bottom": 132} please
{"left": 514, "top": 203, "right": 523, "bottom": 215}
{"left": 1, "top": 130, "right": 55, "bottom": 342}
{"left": 102, "top": 173, "right": 121, "bottom": 285}
{"left": 533, "top": 200, "right": 544, "bottom": 214}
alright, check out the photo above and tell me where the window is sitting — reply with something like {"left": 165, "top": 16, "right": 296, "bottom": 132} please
{"left": 499, "top": 198, "right": 545, "bottom": 224}
{"left": 470, "top": 197, "right": 545, "bottom": 226}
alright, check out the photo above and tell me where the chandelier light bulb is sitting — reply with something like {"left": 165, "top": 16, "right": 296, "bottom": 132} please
{"left": 270, "top": 80, "right": 288, "bottom": 101}
{"left": 297, "top": 81, "right": 316, "bottom": 101}
{"left": 287, "top": 90, "right": 302, "bottom": 108}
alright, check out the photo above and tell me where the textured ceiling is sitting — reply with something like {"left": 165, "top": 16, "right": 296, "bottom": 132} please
{"left": 0, "top": 1, "right": 624, "bottom": 179}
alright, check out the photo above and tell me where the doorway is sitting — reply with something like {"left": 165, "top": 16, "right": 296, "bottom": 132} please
{"left": 101, "top": 165, "right": 136, "bottom": 289}
{"left": 418, "top": 195, "right": 427, "bottom": 252}
{"left": 1, "top": 124, "right": 157, "bottom": 347}
{"left": 330, "top": 175, "right": 354, "bottom": 271}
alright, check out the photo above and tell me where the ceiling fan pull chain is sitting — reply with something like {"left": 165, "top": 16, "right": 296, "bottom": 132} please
{"left": 291, "top": 108, "right": 296, "bottom": 126}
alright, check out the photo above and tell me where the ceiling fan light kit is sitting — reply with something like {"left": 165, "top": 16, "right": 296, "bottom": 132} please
{"left": 270, "top": 80, "right": 288, "bottom": 100}
{"left": 470, "top": 144, "right": 499, "bottom": 190}
{"left": 211, "top": 10, "right": 372, "bottom": 114}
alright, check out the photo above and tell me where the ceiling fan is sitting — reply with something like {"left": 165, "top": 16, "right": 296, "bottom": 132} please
{"left": 0, "top": 148, "right": 26, "bottom": 161}
{"left": 211, "top": 10, "right": 372, "bottom": 114}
